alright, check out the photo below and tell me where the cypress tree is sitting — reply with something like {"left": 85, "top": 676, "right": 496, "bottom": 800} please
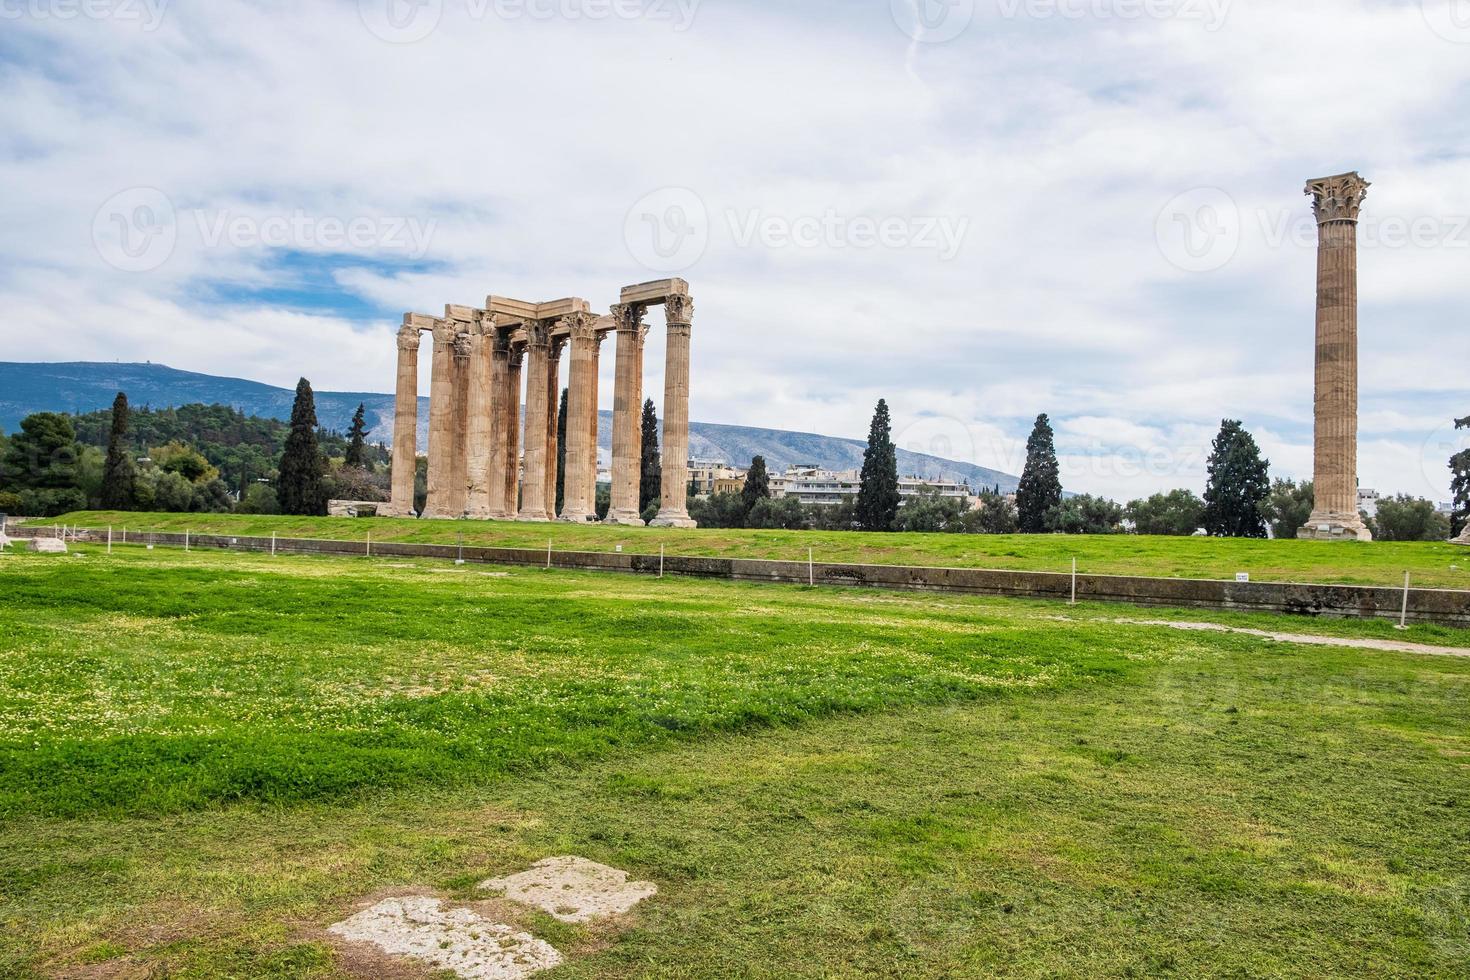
{"left": 345, "top": 403, "right": 369, "bottom": 470}
{"left": 277, "top": 378, "right": 326, "bottom": 516}
{"left": 639, "top": 398, "right": 661, "bottom": 513}
{"left": 856, "top": 399, "right": 900, "bottom": 532}
{"left": 1451, "top": 415, "right": 1470, "bottom": 538}
{"left": 742, "top": 455, "right": 771, "bottom": 517}
{"left": 100, "top": 392, "right": 136, "bottom": 511}
{"left": 555, "top": 388, "right": 569, "bottom": 514}
{"left": 1016, "top": 414, "right": 1062, "bottom": 533}
{"left": 1202, "top": 419, "right": 1270, "bottom": 538}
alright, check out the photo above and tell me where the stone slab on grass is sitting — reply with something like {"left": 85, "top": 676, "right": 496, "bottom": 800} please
{"left": 481, "top": 856, "right": 657, "bottom": 923}
{"left": 328, "top": 895, "right": 562, "bottom": 980}
{"left": 29, "top": 537, "right": 67, "bottom": 554}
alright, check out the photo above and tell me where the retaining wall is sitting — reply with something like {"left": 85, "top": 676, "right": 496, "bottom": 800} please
{"left": 10, "top": 524, "right": 1470, "bottom": 628}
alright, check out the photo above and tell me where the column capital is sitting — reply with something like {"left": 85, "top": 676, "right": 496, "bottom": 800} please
{"left": 1306, "top": 172, "right": 1370, "bottom": 224}
{"left": 475, "top": 311, "right": 501, "bottom": 336}
{"left": 611, "top": 302, "right": 646, "bottom": 332}
{"left": 430, "top": 319, "right": 457, "bottom": 346}
{"left": 665, "top": 294, "right": 694, "bottom": 327}
{"left": 396, "top": 324, "right": 422, "bottom": 352}
{"left": 560, "top": 311, "right": 598, "bottom": 343}
{"left": 523, "top": 318, "right": 551, "bottom": 348}
{"left": 453, "top": 332, "right": 473, "bottom": 359}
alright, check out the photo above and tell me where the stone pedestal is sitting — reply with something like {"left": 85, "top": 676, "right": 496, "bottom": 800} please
{"left": 421, "top": 321, "right": 459, "bottom": 520}
{"left": 384, "top": 321, "right": 421, "bottom": 517}
{"left": 604, "top": 304, "right": 647, "bottom": 525}
{"left": 650, "top": 295, "right": 697, "bottom": 528}
{"left": 518, "top": 321, "right": 554, "bottom": 522}
{"left": 1298, "top": 172, "right": 1372, "bottom": 543}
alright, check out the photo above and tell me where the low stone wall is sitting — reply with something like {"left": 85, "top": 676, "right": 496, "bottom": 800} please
{"left": 12, "top": 524, "right": 1470, "bottom": 628}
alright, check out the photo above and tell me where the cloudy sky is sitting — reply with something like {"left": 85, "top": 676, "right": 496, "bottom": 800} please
{"left": 1, "top": 0, "right": 1466, "bottom": 501}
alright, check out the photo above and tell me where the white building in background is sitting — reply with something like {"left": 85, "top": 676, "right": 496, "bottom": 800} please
{"left": 1358, "top": 488, "right": 1380, "bottom": 518}
{"left": 770, "top": 465, "right": 974, "bottom": 508}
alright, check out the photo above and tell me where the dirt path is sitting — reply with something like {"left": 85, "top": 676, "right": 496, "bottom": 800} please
{"left": 1110, "top": 618, "right": 1470, "bottom": 658}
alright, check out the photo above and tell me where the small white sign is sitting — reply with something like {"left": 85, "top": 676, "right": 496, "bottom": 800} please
{"left": 1235, "top": 572, "right": 1250, "bottom": 583}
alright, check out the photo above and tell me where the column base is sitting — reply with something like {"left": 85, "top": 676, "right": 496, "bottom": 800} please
{"left": 378, "top": 504, "right": 417, "bottom": 519}
{"left": 516, "top": 513, "right": 552, "bottom": 523}
{"left": 1296, "top": 511, "right": 1372, "bottom": 542}
{"left": 649, "top": 510, "right": 698, "bottom": 529}
{"left": 420, "top": 509, "right": 461, "bottom": 521}
{"left": 603, "top": 510, "right": 646, "bottom": 527}
{"left": 558, "top": 512, "right": 599, "bottom": 524}
{"left": 1453, "top": 529, "right": 1470, "bottom": 546}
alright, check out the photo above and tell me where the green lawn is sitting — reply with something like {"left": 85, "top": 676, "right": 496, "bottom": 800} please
{"left": 2, "top": 547, "right": 1468, "bottom": 977}
{"left": 37, "top": 509, "right": 1470, "bottom": 589}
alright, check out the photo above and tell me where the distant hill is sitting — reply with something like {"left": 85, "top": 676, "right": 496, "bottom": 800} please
{"left": 0, "top": 361, "right": 1020, "bottom": 492}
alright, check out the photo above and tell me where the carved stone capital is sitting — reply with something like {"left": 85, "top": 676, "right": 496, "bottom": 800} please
{"left": 561, "top": 311, "right": 597, "bottom": 344}
{"left": 430, "top": 320, "right": 457, "bottom": 346}
{"left": 1306, "top": 172, "right": 1370, "bottom": 224}
{"left": 396, "top": 325, "right": 422, "bottom": 352}
{"left": 665, "top": 294, "right": 694, "bottom": 327}
{"left": 475, "top": 311, "right": 501, "bottom": 336}
{"left": 452, "top": 332, "right": 474, "bottom": 359}
{"left": 523, "top": 318, "right": 551, "bottom": 349}
{"left": 611, "top": 303, "right": 646, "bottom": 333}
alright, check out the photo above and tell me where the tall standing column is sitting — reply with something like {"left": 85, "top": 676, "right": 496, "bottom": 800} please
{"left": 422, "top": 321, "right": 458, "bottom": 519}
{"left": 486, "top": 330, "right": 512, "bottom": 519}
{"left": 519, "top": 320, "right": 553, "bottom": 522}
{"left": 386, "top": 321, "right": 421, "bottom": 517}
{"left": 651, "top": 295, "right": 697, "bottom": 527}
{"left": 546, "top": 337, "right": 565, "bottom": 516}
{"left": 448, "top": 331, "right": 472, "bottom": 517}
{"left": 605, "top": 303, "right": 647, "bottom": 525}
{"left": 1298, "top": 172, "right": 1372, "bottom": 542}
{"left": 585, "top": 332, "right": 604, "bottom": 518}
{"left": 464, "top": 314, "right": 497, "bottom": 519}
{"left": 560, "top": 315, "right": 597, "bottom": 523}
{"left": 503, "top": 344, "right": 524, "bottom": 517}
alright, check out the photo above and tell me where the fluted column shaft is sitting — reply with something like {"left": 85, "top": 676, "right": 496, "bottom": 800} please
{"left": 1300, "top": 172, "right": 1371, "bottom": 541}
{"left": 586, "top": 334, "right": 603, "bottom": 517}
{"left": 652, "top": 295, "right": 696, "bottom": 527}
{"left": 561, "top": 317, "right": 598, "bottom": 523}
{"left": 503, "top": 347, "right": 524, "bottom": 516}
{"left": 422, "top": 323, "right": 457, "bottom": 519}
{"left": 486, "top": 332, "right": 512, "bottom": 519}
{"left": 519, "top": 321, "right": 553, "bottom": 522}
{"left": 606, "top": 304, "right": 647, "bottom": 525}
{"left": 546, "top": 339, "right": 565, "bottom": 515}
{"left": 387, "top": 325, "right": 420, "bottom": 517}
{"left": 465, "top": 317, "right": 496, "bottom": 519}
{"left": 448, "top": 332, "right": 471, "bottom": 517}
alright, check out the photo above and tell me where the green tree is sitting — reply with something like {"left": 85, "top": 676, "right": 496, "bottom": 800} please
{"left": 238, "top": 483, "right": 280, "bottom": 515}
{"left": 893, "top": 486, "right": 967, "bottom": 533}
{"left": 1368, "top": 495, "right": 1451, "bottom": 542}
{"left": 1047, "top": 494, "right": 1125, "bottom": 534}
{"left": 969, "top": 492, "right": 1019, "bottom": 534}
{"left": 1259, "top": 479, "right": 1314, "bottom": 541}
{"left": 1, "top": 413, "right": 84, "bottom": 515}
{"left": 639, "top": 399, "right": 661, "bottom": 513}
{"left": 153, "top": 441, "right": 217, "bottom": 483}
{"left": 742, "top": 455, "right": 771, "bottom": 517}
{"left": 1126, "top": 489, "right": 1205, "bottom": 536}
{"left": 1202, "top": 419, "right": 1270, "bottom": 538}
{"left": 856, "top": 399, "right": 900, "bottom": 532}
{"left": 689, "top": 492, "right": 748, "bottom": 529}
{"left": 277, "top": 378, "right": 327, "bottom": 516}
{"left": 1016, "top": 414, "right": 1062, "bottom": 534}
{"left": 746, "top": 496, "right": 808, "bottom": 530}
{"left": 1451, "top": 416, "right": 1470, "bottom": 538}
{"left": 344, "top": 403, "right": 369, "bottom": 470}
{"left": 556, "top": 388, "right": 568, "bottom": 515}
{"left": 100, "top": 392, "right": 136, "bottom": 510}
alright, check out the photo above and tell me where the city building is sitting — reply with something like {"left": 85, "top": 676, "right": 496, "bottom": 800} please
{"left": 770, "top": 466, "right": 973, "bottom": 508}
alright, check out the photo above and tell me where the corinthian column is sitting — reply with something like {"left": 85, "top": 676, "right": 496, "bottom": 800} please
{"left": 546, "top": 337, "right": 565, "bottom": 516}
{"left": 448, "top": 331, "right": 472, "bottom": 517}
{"left": 651, "top": 295, "right": 697, "bottom": 527}
{"left": 1298, "top": 172, "right": 1372, "bottom": 542}
{"left": 486, "top": 329, "right": 512, "bottom": 519}
{"left": 422, "top": 321, "right": 458, "bottom": 519}
{"left": 605, "top": 303, "right": 647, "bottom": 525}
{"left": 586, "top": 331, "right": 604, "bottom": 518}
{"left": 386, "top": 320, "right": 421, "bottom": 517}
{"left": 464, "top": 314, "right": 498, "bottom": 519}
{"left": 503, "top": 343, "right": 524, "bottom": 517}
{"left": 560, "top": 314, "right": 598, "bottom": 523}
{"left": 518, "top": 320, "right": 553, "bottom": 522}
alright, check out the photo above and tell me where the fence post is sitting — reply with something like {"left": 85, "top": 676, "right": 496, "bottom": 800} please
{"left": 546, "top": 538, "right": 553, "bottom": 570}
{"left": 366, "top": 532, "right": 372, "bottom": 559}
{"left": 1070, "top": 558, "right": 1078, "bottom": 606}
{"left": 271, "top": 532, "right": 276, "bottom": 557}
{"left": 809, "top": 547, "right": 815, "bottom": 587}
{"left": 185, "top": 530, "right": 190, "bottom": 552}
{"left": 108, "top": 526, "right": 113, "bottom": 555}
{"left": 1399, "top": 571, "right": 1411, "bottom": 630}
{"left": 659, "top": 544, "right": 665, "bottom": 579}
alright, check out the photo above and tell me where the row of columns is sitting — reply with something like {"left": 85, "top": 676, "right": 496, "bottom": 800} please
{"left": 385, "top": 296, "right": 695, "bottom": 528}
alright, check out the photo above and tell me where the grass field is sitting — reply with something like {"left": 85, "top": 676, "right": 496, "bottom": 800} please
{"left": 2, "top": 545, "right": 1469, "bottom": 977}
{"left": 37, "top": 509, "right": 1470, "bottom": 590}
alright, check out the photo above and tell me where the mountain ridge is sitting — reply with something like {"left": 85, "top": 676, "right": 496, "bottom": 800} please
{"left": 0, "top": 361, "right": 1020, "bottom": 492}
